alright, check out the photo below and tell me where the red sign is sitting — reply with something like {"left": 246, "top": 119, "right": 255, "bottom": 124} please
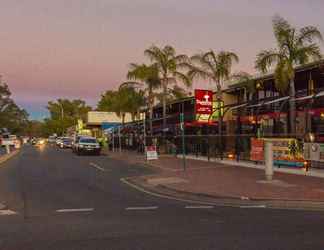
{"left": 195, "top": 89, "right": 213, "bottom": 115}
{"left": 250, "top": 138, "right": 264, "bottom": 161}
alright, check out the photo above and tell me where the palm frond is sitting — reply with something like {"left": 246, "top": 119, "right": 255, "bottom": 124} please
{"left": 119, "top": 81, "right": 143, "bottom": 90}
{"left": 295, "top": 43, "right": 322, "bottom": 64}
{"left": 297, "top": 26, "right": 323, "bottom": 45}
{"left": 255, "top": 50, "right": 281, "bottom": 73}
{"left": 173, "top": 71, "right": 192, "bottom": 88}
{"left": 163, "top": 45, "right": 176, "bottom": 58}
{"left": 187, "top": 66, "right": 213, "bottom": 81}
{"left": 174, "top": 54, "right": 190, "bottom": 64}
{"left": 272, "top": 15, "right": 293, "bottom": 48}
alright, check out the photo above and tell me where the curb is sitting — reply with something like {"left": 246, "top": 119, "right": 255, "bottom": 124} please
{"left": 0, "top": 150, "right": 20, "bottom": 166}
{"left": 0, "top": 203, "right": 7, "bottom": 210}
{"left": 122, "top": 176, "right": 324, "bottom": 212}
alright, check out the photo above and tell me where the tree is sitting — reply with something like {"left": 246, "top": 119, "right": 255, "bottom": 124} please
{"left": 45, "top": 99, "right": 92, "bottom": 135}
{"left": 0, "top": 80, "right": 28, "bottom": 134}
{"left": 97, "top": 87, "right": 145, "bottom": 124}
{"left": 118, "top": 85, "right": 145, "bottom": 122}
{"left": 24, "top": 120, "right": 45, "bottom": 137}
{"left": 155, "top": 85, "right": 189, "bottom": 104}
{"left": 121, "top": 63, "right": 161, "bottom": 134}
{"left": 144, "top": 45, "right": 191, "bottom": 132}
{"left": 255, "top": 15, "right": 322, "bottom": 134}
{"left": 185, "top": 50, "right": 239, "bottom": 136}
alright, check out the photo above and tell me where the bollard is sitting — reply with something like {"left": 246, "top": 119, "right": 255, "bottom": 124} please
{"left": 5, "top": 144, "right": 10, "bottom": 154}
{"left": 264, "top": 141, "right": 273, "bottom": 181}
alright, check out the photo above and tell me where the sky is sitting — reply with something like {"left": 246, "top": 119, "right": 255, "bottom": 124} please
{"left": 0, "top": 0, "right": 323, "bottom": 120}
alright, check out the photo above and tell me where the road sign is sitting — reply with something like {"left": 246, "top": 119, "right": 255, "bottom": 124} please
{"left": 146, "top": 146, "right": 158, "bottom": 160}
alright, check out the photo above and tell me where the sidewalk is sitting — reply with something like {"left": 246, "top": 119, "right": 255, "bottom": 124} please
{"left": 0, "top": 149, "right": 19, "bottom": 166}
{"left": 182, "top": 154, "right": 324, "bottom": 178}
{"left": 108, "top": 150, "right": 324, "bottom": 205}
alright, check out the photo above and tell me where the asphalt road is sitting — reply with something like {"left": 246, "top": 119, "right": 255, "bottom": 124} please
{"left": 0, "top": 145, "right": 324, "bottom": 250}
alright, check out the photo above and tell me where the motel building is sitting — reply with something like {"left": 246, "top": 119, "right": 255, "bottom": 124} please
{"left": 120, "top": 59, "right": 324, "bottom": 167}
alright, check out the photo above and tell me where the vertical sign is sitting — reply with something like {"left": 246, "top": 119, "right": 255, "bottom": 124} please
{"left": 195, "top": 89, "right": 213, "bottom": 123}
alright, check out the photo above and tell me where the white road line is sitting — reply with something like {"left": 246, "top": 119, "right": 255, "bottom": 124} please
{"left": 89, "top": 162, "right": 106, "bottom": 172}
{"left": 56, "top": 208, "right": 94, "bottom": 213}
{"left": 240, "top": 205, "right": 266, "bottom": 209}
{"left": 120, "top": 178, "right": 216, "bottom": 206}
{"left": 185, "top": 205, "right": 214, "bottom": 209}
{"left": 0, "top": 210, "right": 17, "bottom": 216}
{"left": 125, "top": 206, "right": 158, "bottom": 210}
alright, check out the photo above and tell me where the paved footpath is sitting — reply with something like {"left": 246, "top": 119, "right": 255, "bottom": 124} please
{"left": 108, "top": 150, "right": 324, "bottom": 207}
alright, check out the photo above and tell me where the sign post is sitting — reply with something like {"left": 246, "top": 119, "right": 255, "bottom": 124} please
{"left": 5, "top": 144, "right": 10, "bottom": 154}
{"left": 143, "top": 113, "right": 146, "bottom": 151}
{"left": 118, "top": 126, "right": 121, "bottom": 153}
{"left": 112, "top": 128, "right": 115, "bottom": 152}
{"left": 180, "top": 113, "right": 186, "bottom": 171}
{"left": 145, "top": 146, "right": 158, "bottom": 160}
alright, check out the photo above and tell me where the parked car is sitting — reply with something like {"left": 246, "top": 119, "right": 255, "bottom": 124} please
{"left": 74, "top": 137, "right": 101, "bottom": 155}
{"left": 56, "top": 137, "right": 63, "bottom": 147}
{"left": 72, "top": 135, "right": 86, "bottom": 152}
{"left": 1, "top": 134, "right": 17, "bottom": 147}
{"left": 48, "top": 136, "right": 56, "bottom": 144}
{"left": 31, "top": 137, "right": 37, "bottom": 145}
{"left": 36, "top": 138, "right": 46, "bottom": 146}
{"left": 60, "top": 137, "right": 73, "bottom": 149}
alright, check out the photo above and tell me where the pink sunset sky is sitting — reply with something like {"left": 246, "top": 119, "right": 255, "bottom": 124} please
{"left": 1, "top": 0, "right": 323, "bottom": 119}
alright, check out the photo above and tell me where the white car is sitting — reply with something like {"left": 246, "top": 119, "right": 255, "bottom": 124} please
{"left": 56, "top": 137, "right": 63, "bottom": 147}
{"left": 1, "top": 134, "right": 17, "bottom": 146}
{"left": 48, "top": 136, "right": 56, "bottom": 144}
{"left": 74, "top": 136, "right": 101, "bottom": 155}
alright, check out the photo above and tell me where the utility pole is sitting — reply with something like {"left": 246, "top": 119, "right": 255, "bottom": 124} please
{"left": 180, "top": 103, "right": 186, "bottom": 171}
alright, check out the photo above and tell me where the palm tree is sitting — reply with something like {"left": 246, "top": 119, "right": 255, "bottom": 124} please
{"left": 118, "top": 84, "right": 145, "bottom": 122}
{"left": 144, "top": 45, "right": 191, "bottom": 132}
{"left": 155, "top": 85, "right": 189, "bottom": 104}
{"left": 186, "top": 50, "right": 239, "bottom": 137}
{"left": 121, "top": 63, "right": 161, "bottom": 135}
{"left": 255, "top": 15, "right": 322, "bottom": 135}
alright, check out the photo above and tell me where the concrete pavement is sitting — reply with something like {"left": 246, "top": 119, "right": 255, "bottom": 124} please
{"left": 0, "top": 145, "right": 324, "bottom": 249}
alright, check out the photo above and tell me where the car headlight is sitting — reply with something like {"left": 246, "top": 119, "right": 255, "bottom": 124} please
{"left": 79, "top": 144, "right": 84, "bottom": 148}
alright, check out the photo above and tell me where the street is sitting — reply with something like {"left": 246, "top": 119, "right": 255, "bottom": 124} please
{"left": 0, "top": 145, "right": 324, "bottom": 249}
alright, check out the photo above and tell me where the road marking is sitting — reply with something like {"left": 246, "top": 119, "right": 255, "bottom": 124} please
{"left": 120, "top": 178, "right": 216, "bottom": 206}
{"left": 240, "top": 205, "right": 266, "bottom": 209}
{"left": 125, "top": 206, "right": 158, "bottom": 210}
{"left": 0, "top": 210, "right": 17, "bottom": 216}
{"left": 185, "top": 205, "right": 214, "bottom": 209}
{"left": 89, "top": 162, "right": 106, "bottom": 172}
{"left": 56, "top": 208, "right": 94, "bottom": 213}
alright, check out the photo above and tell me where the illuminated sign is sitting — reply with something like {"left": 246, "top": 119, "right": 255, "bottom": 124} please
{"left": 195, "top": 89, "right": 213, "bottom": 115}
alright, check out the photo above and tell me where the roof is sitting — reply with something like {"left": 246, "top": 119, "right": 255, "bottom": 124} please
{"left": 152, "top": 96, "right": 195, "bottom": 109}
{"left": 227, "top": 59, "right": 324, "bottom": 92}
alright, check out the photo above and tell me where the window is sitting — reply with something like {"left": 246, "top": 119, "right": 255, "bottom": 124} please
{"left": 80, "top": 138, "right": 97, "bottom": 143}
